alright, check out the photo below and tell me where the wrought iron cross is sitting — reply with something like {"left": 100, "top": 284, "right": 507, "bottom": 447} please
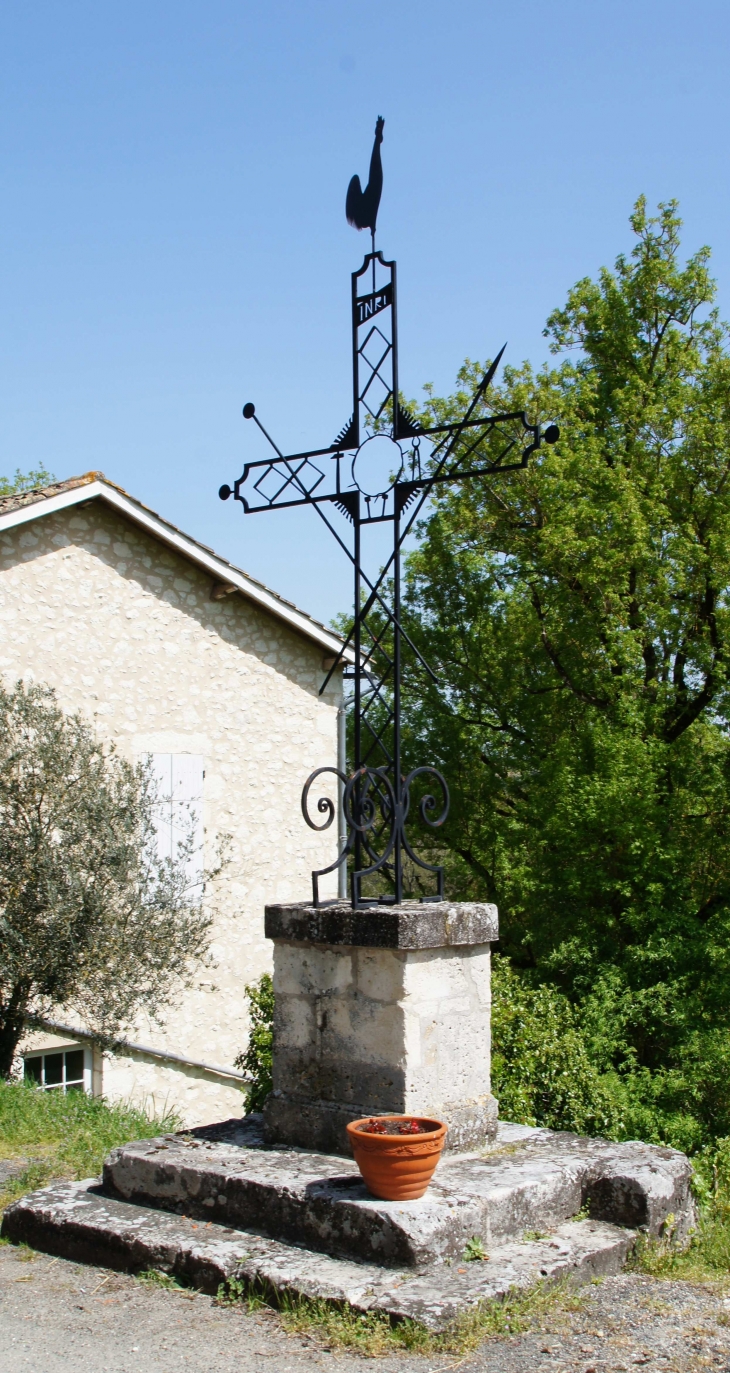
{"left": 220, "top": 119, "right": 559, "bottom": 909}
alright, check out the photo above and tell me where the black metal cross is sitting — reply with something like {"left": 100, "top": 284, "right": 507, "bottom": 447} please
{"left": 220, "top": 122, "right": 558, "bottom": 910}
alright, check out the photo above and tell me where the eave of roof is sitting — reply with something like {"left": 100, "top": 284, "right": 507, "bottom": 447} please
{"left": 0, "top": 472, "right": 352, "bottom": 662}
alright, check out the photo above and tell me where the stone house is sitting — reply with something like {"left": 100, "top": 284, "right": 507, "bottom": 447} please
{"left": 0, "top": 473, "right": 345, "bottom": 1125}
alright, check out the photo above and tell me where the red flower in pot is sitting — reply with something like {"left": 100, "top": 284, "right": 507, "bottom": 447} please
{"left": 346, "top": 1115, "right": 448, "bottom": 1201}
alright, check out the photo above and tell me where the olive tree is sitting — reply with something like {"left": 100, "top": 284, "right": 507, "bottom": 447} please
{"left": 0, "top": 679, "right": 215, "bottom": 1076}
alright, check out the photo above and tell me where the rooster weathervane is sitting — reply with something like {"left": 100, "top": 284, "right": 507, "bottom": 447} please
{"left": 346, "top": 116, "right": 385, "bottom": 248}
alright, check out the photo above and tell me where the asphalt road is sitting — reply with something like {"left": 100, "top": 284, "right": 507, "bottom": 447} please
{"left": 1, "top": 1241, "right": 730, "bottom": 1372}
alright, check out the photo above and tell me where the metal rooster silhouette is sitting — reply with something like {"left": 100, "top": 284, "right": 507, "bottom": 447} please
{"left": 345, "top": 116, "right": 384, "bottom": 242}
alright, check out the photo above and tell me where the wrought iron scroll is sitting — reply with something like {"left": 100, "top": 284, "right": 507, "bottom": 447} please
{"left": 302, "top": 763, "right": 449, "bottom": 908}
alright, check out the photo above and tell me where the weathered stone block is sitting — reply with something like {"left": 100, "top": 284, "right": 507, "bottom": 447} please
{"left": 264, "top": 900, "right": 499, "bottom": 949}
{"left": 0, "top": 1178, "right": 638, "bottom": 1329}
{"left": 263, "top": 901, "right": 499, "bottom": 1153}
{"left": 1, "top": 1117, "right": 695, "bottom": 1328}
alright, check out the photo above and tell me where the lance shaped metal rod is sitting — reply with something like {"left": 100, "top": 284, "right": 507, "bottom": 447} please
{"left": 318, "top": 351, "right": 516, "bottom": 696}
{"left": 318, "top": 551, "right": 440, "bottom": 697}
{"left": 234, "top": 401, "right": 439, "bottom": 688}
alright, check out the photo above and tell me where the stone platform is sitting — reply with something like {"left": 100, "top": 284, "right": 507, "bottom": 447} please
{"left": 1, "top": 1117, "right": 695, "bottom": 1329}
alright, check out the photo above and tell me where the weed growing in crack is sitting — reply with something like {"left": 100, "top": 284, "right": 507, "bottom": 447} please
{"left": 137, "top": 1268, "right": 190, "bottom": 1291}
{"left": 214, "top": 1272, "right": 588, "bottom": 1356}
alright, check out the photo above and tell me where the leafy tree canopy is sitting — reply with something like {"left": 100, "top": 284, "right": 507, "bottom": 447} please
{"left": 0, "top": 467, "right": 55, "bottom": 496}
{"left": 0, "top": 680, "right": 215, "bottom": 1077}
{"left": 403, "top": 199, "right": 730, "bottom": 1147}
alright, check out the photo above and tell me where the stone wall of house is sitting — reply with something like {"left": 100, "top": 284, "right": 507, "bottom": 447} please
{"left": 0, "top": 499, "right": 342, "bottom": 1125}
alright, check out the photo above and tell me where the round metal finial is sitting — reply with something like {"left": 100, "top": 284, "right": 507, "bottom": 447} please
{"left": 219, "top": 484, "right": 232, "bottom": 501}
{"left": 544, "top": 424, "right": 560, "bottom": 444}
{"left": 243, "top": 402, "right": 256, "bottom": 419}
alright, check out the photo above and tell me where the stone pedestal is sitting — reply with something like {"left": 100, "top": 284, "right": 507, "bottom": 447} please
{"left": 262, "top": 900, "right": 499, "bottom": 1154}
{"left": 3, "top": 901, "right": 696, "bottom": 1329}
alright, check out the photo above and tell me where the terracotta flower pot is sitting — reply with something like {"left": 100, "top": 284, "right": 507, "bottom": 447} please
{"left": 346, "top": 1116, "right": 448, "bottom": 1201}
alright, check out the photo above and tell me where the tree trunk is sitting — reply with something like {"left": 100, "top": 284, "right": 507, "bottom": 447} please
{"left": 0, "top": 984, "right": 31, "bottom": 1078}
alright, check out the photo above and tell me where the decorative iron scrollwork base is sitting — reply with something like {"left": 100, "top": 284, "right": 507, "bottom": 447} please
{"left": 302, "top": 764, "right": 449, "bottom": 909}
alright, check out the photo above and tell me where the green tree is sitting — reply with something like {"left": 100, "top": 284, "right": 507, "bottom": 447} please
{"left": 0, "top": 467, "right": 55, "bottom": 496}
{"left": 403, "top": 199, "right": 730, "bottom": 1147}
{"left": 0, "top": 680, "right": 215, "bottom": 1077}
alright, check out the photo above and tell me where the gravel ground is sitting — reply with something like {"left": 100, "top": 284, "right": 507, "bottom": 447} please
{"left": 1, "top": 1242, "right": 730, "bottom": 1372}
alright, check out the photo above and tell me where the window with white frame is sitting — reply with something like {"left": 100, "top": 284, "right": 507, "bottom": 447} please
{"left": 23, "top": 1046, "right": 92, "bottom": 1093}
{"left": 146, "top": 754, "right": 205, "bottom": 903}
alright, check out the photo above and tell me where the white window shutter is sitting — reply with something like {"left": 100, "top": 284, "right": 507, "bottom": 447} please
{"left": 144, "top": 753, "right": 205, "bottom": 903}
{"left": 148, "top": 753, "right": 173, "bottom": 863}
{"left": 171, "top": 755, "right": 205, "bottom": 902}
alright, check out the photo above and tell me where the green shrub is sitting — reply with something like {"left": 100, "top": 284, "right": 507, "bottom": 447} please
{"left": 0, "top": 679, "right": 214, "bottom": 1077}
{"left": 0, "top": 466, "right": 55, "bottom": 496}
{"left": 630, "top": 1134, "right": 730, "bottom": 1278}
{"left": 491, "top": 956, "right": 730, "bottom": 1156}
{"left": 235, "top": 960, "right": 727, "bottom": 1173}
{"left": 689, "top": 1136, "right": 730, "bottom": 1272}
{"left": 236, "top": 973, "right": 274, "bottom": 1113}
{"left": 490, "top": 955, "right": 623, "bottom": 1137}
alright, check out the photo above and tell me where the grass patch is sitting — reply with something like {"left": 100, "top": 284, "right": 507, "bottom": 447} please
{"left": 216, "top": 1275, "right": 267, "bottom": 1314}
{"left": 280, "top": 1279, "right": 587, "bottom": 1356}
{"left": 137, "top": 1268, "right": 190, "bottom": 1291}
{"left": 216, "top": 1273, "right": 586, "bottom": 1357}
{"left": 0, "top": 1079, "right": 179, "bottom": 1212}
{"left": 0, "top": 1160, "right": 59, "bottom": 1212}
{"left": 0, "top": 1240, "right": 37, "bottom": 1261}
{"left": 631, "top": 1219, "right": 730, "bottom": 1284}
{"left": 631, "top": 1136, "right": 730, "bottom": 1283}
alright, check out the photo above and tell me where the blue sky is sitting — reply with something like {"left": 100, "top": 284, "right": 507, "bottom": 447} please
{"left": 1, "top": 1, "right": 729, "bottom": 625}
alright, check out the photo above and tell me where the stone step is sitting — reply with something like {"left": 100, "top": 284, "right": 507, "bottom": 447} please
{"left": 100, "top": 1117, "right": 694, "bottom": 1268}
{"left": 1, "top": 1177, "right": 636, "bottom": 1330}
{"left": 443, "top": 1122, "right": 694, "bottom": 1241}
